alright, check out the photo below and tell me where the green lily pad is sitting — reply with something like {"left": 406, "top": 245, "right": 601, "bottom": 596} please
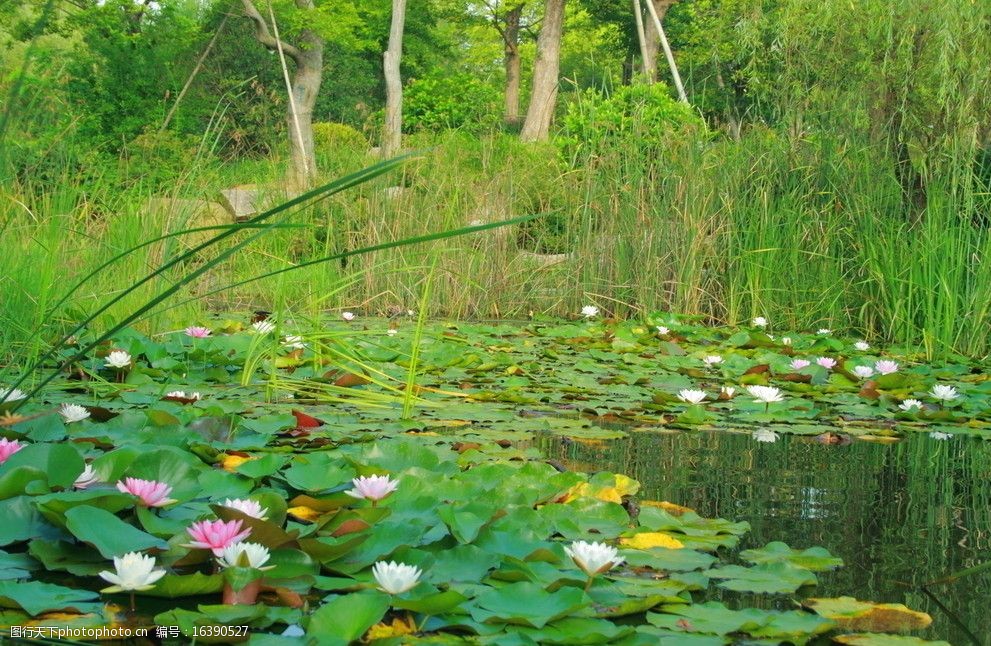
{"left": 739, "top": 541, "right": 843, "bottom": 571}
{"left": 0, "top": 580, "right": 100, "bottom": 616}
{"left": 704, "top": 562, "right": 818, "bottom": 593}
{"left": 470, "top": 582, "right": 590, "bottom": 628}
{"left": 63, "top": 505, "right": 169, "bottom": 558}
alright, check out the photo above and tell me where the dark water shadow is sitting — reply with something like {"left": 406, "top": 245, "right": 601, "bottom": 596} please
{"left": 538, "top": 429, "right": 991, "bottom": 644}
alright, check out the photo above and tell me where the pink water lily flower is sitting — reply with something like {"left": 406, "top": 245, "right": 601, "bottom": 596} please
{"left": 874, "top": 360, "right": 899, "bottom": 375}
{"left": 789, "top": 359, "right": 811, "bottom": 371}
{"left": 116, "top": 477, "right": 177, "bottom": 507}
{"left": 816, "top": 357, "right": 837, "bottom": 370}
{"left": 0, "top": 438, "right": 24, "bottom": 464}
{"left": 184, "top": 519, "right": 251, "bottom": 556}
{"left": 346, "top": 475, "right": 399, "bottom": 503}
{"left": 184, "top": 326, "right": 211, "bottom": 338}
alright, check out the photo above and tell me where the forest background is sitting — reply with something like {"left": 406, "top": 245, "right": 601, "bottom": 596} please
{"left": 1, "top": 0, "right": 990, "bottom": 360}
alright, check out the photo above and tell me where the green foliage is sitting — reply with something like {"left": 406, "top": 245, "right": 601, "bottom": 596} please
{"left": 121, "top": 129, "right": 203, "bottom": 188}
{"left": 312, "top": 122, "right": 368, "bottom": 152}
{"left": 558, "top": 83, "right": 705, "bottom": 160}
{"left": 403, "top": 70, "right": 501, "bottom": 133}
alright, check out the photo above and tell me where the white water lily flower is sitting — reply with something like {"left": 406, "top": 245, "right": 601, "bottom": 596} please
{"left": 564, "top": 541, "right": 624, "bottom": 577}
{"left": 929, "top": 431, "right": 952, "bottom": 441}
{"left": 165, "top": 391, "right": 201, "bottom": 400}
{"left": 342, "top": 311, "right": 356, "bottom": 322}
{"left": 817, "top": 328, "right": 832, "bottom": 335}
{"left": 580, "top": 305, "right": 599, "bottom": 318}
{"left": 852, "top": 366, "right": 874, "bottom": 380}
{"left": 874, "top": 360, "right": 899, "bottom": 375}
{"left": 702, "top": 355, "right": 723, "bottom": 366}
{"left": 677, "top": 389, "right": 707, "bottom": 405}
{"left": 372, "top": 561, "right": 422, "bottom": 594}
{"left": 752, "top": 316, "right": 768, "bottom": 328}
{"left": 789, "top": 359, "right": 810, "bottom": 371}
{"left": 386, "top": 328, "right": 398, "bottom": 336}
{"left": 746, "top": 385, "right": 785, "bottom": 404}
{"left": 752, "top": 428, "right": 779, "bottom": 443}
{"left": 59, "top": 403, "right": 90, "bottom": 423}
{"left": 899, "top": 399, "right": 923, "bottom": 411}
{"left": 217, "top": 542, "right": 274, "bottom": 570}
{"left": 721, "top": 386, "right": 736, "bottom": 397}
{"left": 251, "top": 320, "right": 275, "bottom": 334}
{"left": 930, "top": 385, "right": 959, "bottom": 402}
{"left": 781, "top": 337, "right": 792, "bottom": 346}
{"left": 222, "top": 498, "right": 269, "bottom": 520}
{"left": 74, "top": 464, "right": 100, "bottom": 489}
{"left": 656, "top": 326, "right": 670, "bottom": 335}
{"left": 105, "top": 350, "right": 132, "bottom": 369}
{"left": 283, "top": 335, "right": 305, "bottom": 349}
{"left": 854, "top": 340, "right": 870, "bottom": 351}
{"left": 98, "top": 552, "right": 166, "bottom": 592}
{"left": 816, "top": 357, "right": 836, "bottom": 369}
{"left": 0, "top": 387, "right": 27, "bottom": 403}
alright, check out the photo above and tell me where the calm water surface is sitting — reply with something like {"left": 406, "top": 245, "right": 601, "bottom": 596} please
{"left": 540, "top": 431, "right": 991, "bottom": 644}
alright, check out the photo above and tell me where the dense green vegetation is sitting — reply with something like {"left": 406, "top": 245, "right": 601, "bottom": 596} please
{"left": 1, "top": 0, "right": 989, "bottom": 359}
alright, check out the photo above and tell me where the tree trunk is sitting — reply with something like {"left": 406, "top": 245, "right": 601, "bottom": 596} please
{"left": 520, "top": 0, "right": 566, "bottom": 142}
{"left": 632, "top": 0, "right": 651, "bottom": 81}
{"left": 240, "top": 0, "right": 324, "bottom": 187}
{"left": 288, "top": 45, "right": 322, "bottom": 186}
{"left": 504, "top": 4, "right": 523, "bottom": 125}
{"left": 382, "top": 0, "right": 407, "bottom": 157}
{"left": 643, "top": 0, "right": 673, "bottom": 83}
{"left": 644, "top": 0, "right": 687, "bottom": 103}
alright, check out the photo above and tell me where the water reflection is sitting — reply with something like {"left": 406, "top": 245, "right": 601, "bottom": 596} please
{"left": 540, "top": 431, "right": 991, "bottom": 644}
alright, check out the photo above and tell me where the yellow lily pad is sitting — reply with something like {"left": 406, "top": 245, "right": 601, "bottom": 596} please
{"left": 621, "top": 532, "right": 685, "bottom": 550}
{"left": 804, "top": 597, "right": 932, "bottom": 632}
{"left": 219, "top": 454, "right": 253, "bottom": 472}
{"left": 365, "top": 615, "right": 417, "bottom": 640}
{"left": 833, "top": 634, "right": 951, "bottom": 646}
{"left": 564, "top": 474, "right": 640, "bottom": 504}
{"left": 286, "top": 505, "right": 323, "bottom": 522}
{"left": 641, "top": 500, "right": 695, "bottom": 516}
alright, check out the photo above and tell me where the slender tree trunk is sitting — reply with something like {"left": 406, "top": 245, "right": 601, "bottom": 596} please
{"left": 520, "top": 0, "right": 566, "bottom": 142}
{"left": 504, "top": 4, "right": 523, "bottom": 125}
{"left": 644, "top": 0, "right": 687, "bottom": 103}
{"left": 382, "top": 0, "right": 407, "bottom": 157}
{"left": 241, "top": 0, "right": 323, "bottom": 187}
{"left": 643, "top": 0, "right": 673, "bottom": 83}
{"left": 713, "top": 61, "right": 741, "bottom": 140}
{"left": 632, "top": 0, "right": 650, "bottom": 81}
{"left": 622, "top": 53, "right": 634, "bottom": 85}
{"left": 288, "top": 43, "right": 322, "bottom": 185}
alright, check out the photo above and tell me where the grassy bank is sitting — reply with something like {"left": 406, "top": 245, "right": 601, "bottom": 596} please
{"left": 1, "top": 128, "right": 989, "bottom": 364}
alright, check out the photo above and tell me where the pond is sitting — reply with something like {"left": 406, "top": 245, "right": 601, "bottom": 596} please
{"left": 542, "top": 430, "right": 991, "bottom": 644}
{"left": 4, "top": 315, "right": 990, "bottom": 643}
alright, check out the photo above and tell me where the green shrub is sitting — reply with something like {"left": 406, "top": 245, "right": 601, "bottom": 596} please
{"left": 312, "top": 121, "right": 368, "bottom": 151}
{"left": 120, "top": 128, "right": 202, "bottom": 188}
{"left": 558, "top": 83, "right": 706, "bottom": 161}
{"left": 403, "top": 71, "right": 501, "bottom": 133}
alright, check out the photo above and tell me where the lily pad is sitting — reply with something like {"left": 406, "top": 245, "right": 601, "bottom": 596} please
{"left": 803, "top": 597, "right": 932, "bottom": 632}
{"left": 739, "top": 541, "right": 844, "bottom": 571}
{"left": 704, "top": 562, "right": 818, "bottom": 593}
